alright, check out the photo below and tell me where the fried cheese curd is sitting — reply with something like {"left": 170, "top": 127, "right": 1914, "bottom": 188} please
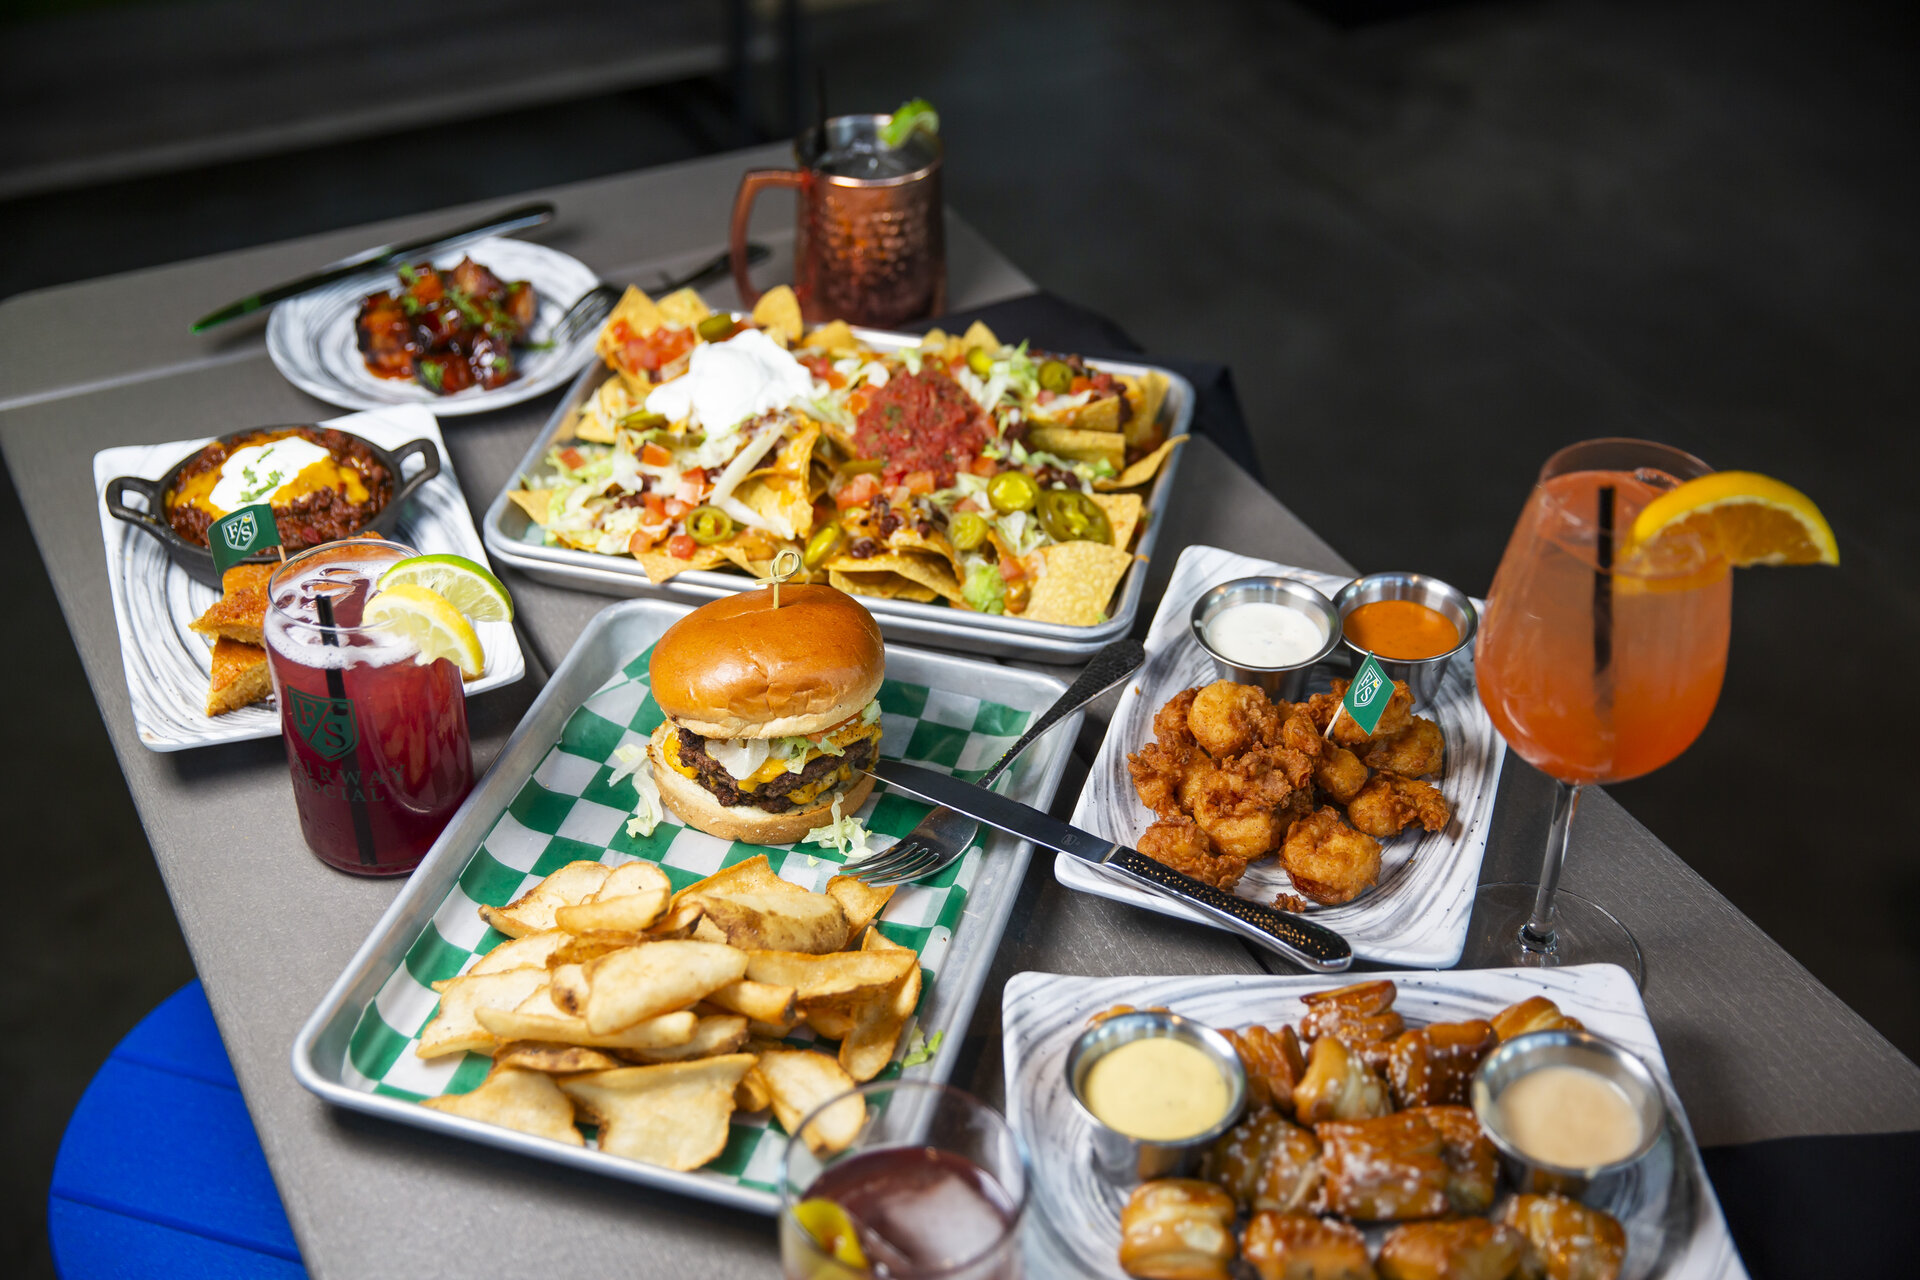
{"left": 1127, "top": 675, "right": 1450, "bottom": 908}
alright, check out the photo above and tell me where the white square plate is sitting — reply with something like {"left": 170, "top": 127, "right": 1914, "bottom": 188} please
{"left": 93, "top": 405, "right": 525, "bottom": 751}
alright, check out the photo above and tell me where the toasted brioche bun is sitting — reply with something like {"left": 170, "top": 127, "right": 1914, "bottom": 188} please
{"left": 649, "top": 584, "right": 884, "bottom": 740}
{"left": 648, "top": 726, "right": 876, "bottom": 844}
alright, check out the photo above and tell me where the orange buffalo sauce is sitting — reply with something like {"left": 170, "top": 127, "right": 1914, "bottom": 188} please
{"left": 1343, "top": 599, "right": 1460, "bottom": 660}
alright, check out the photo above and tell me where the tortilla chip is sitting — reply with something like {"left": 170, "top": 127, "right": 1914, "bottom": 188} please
{"left": 508, "top": 489, "right": 553, "bottom": 526}
{"left": 655, "top": 287, "right": 712, "bottom": 327}
{"left": 1096, "top": 434, "right": 1187, "bottom": 491}
{"left": 632, "top": 545, "right": 729, "bottom": 583}
{"left": 959, "top": 321, "right": 999, "bottom": 352}
{"left": 597, "top": 286, "right": 662, "bottom": 352}
{"left": 576, "top": 375, "right": 645, "bottom": 444}
{"left": 1091, "top": 492, "right": 1143, "bottom": 551}
{"left": 918, "top": 327, "right": 949, "bottom": 350}
{"left": 1071, "top": 396, "right": 1125, "bottom": 437}
{"left": 1023, "top": 541, "right": 1136, "bottom": 625}
{"left": 1028, "top": 426, "right": 1125, "bottom": 474}
{"left": 823, "top": 552, "right": 962, "bottom": 603}
{"left": 1121, "top": 370, "right": 1170, "bottom": 450}
{"left": 802, "top": 320, "right": 857, "bottom": 352}
{"left": 829, "top": 570, "right": 939, "bottom": 603}
{"left": 751, "top": 284, "right": 804, "bottom": 342}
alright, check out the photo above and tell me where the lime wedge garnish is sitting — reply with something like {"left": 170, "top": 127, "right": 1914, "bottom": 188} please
{"left": 362, "top": 583, "right": 485, "bottom": 678}
{"left": 377, "top": 553, "right": 513, "bottom": 622}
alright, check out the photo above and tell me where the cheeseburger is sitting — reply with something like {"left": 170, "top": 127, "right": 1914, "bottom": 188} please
{"left": 647, "top": 583, "right": 885, "bottom": 844}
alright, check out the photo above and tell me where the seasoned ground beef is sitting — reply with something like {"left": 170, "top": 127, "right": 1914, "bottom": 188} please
{"left": 677, "top": 729, "right": 878, "bottom": 813}
{"left": 165, "top": 427, "right": 390, "bottom": 551}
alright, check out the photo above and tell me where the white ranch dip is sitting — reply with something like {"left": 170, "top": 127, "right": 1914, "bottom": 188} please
{"left": 1204, "top": 601, "right": 1327, "bottom": 668}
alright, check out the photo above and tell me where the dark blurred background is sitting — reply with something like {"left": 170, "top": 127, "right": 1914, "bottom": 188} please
{"left": 4, "top": 0, "right": 1916, "bottom": 1274}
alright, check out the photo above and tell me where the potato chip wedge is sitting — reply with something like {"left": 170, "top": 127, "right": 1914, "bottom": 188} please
{"left": 801, "top": 1002, "right": 856, "bottom": 1041}
{"left": 555, "top": 861, "right": 671, "bottom": 935}
{"left": 1095, "top": 434, "right": 1187, "bottom": 491}
{"left": 559, "top": 1055, "right": 755, "bottom": 1171}
{"left": 583, "top": 940, "right": 750, "bottom": 1034}
{"left": 492, "top": 1040, "right": 625, "bottom": 1075}
{"left": 751, "top": 284, "right": 804, "bottom": 342}
{"left": 824, "top": 877, "right": 896, "bottom": 937}
{"left": 466, "top": 929, "right": 567, "bottom": 977}
{"left": 695, "top": 889, "right": 851, "bottom": 954}
{"left": 550, "top": 931, "right": 645, "bottom": 967}
{"left": 757, "top": 1048, "right": 865, "bottom": 1155}
{"left": 736, "top": 1065, "right": 772, "bottom": 1112}
{"left": 624, "top": 1014, "right": 749, "bottom": 1063}
{"left": 1091, "top": 492, "right": 1143, "bottom": 551}
{"left": 477, "top": 1001, "right": 696, "bottom": 1052}
{"left": 506, "top": 489, "right": 552, "bottom": 526}
{"left": 654, "top": 287, "right": 712, "bottom": 327}
{"left": 744, "top": 949, "right": 917, "bottom": 1002}
{"left": 478, "top": 861, "right": 611, "bottom": 939}
{"left": 642, "top": 901, "right": 705, "bottom": 941}
{"left": 671, "top": 853, "right": 800, "bottom": 910}
{"left": 838, "top": 928, "right": 922, "bottom": 1082}
{"left": 1028, "top": 425, "right": 1125, "bottom": 473}
{"left": 1022, "top": 541, "right": 1136, "bottom": 625}
{"left": 422, "top": 1066, "right": 583, "bottom": 1147}
{"left": 550, "top": 962, "right": 591, "bottom": 1016}
{"left": 416, "top": 967, "right": 548, "bottom": 1059}
{"left": 703, "top": 978, "right": 799, "bottom": 1026}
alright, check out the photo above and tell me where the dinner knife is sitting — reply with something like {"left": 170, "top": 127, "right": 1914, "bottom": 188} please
{"left": 188, "top": 201, "right": 556, "bottom": 332}
{"left": 867, "top": 759, "right": 1353, "bottom": 972}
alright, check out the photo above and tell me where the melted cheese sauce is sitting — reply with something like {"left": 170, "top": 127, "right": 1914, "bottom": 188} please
{"left": 1082, "top": 1038, "right": 1231, "bottom": 1141}
{"left": 1495, "top": 1065, "right": 1643, "bottom": 1168}
{"left": 1203, "top": 601, "right": 1327, "bottom": 668}
{"left": 174, "top": 434, "right": 372, "bottom": 516}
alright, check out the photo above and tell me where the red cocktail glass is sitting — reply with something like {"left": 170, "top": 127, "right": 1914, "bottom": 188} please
{"left": 265, "top": 537, "right": 473, "bottom": 874}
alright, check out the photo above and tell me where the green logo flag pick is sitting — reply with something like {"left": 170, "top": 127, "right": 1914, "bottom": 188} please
{"left": 209, "top": 503, "right": 282, "bottom": 574}
{"left": 1341, "top": 653, "right": 1396, "bottom": 737}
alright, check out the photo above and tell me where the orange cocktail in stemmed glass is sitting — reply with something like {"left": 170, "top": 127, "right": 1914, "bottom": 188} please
{"left": 1465, "top": 439, "right": 1730, "bottom": 983}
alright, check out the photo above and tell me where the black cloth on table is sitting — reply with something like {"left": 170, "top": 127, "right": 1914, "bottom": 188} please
{"left": 907, "top": 291, "right": 1265, "bottom": 484}
{"left": 1702, "top": 1129, "right": 1920, "bottom": 1276}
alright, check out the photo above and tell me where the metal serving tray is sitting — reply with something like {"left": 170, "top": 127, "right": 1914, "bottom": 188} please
{"left": 481, "top": 327, "right": 1193, "bottom": 661}
{"left": 292, "top": 598, "right": 1076, "bottom": 1214}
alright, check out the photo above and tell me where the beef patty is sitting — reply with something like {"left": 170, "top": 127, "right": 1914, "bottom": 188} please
{"left": 676, "top": 729, "right": 878, "bottom": 813}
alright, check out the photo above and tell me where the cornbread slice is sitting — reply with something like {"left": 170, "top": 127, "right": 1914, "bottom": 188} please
{"left": 206, "top": 638, "right": 271, "bottom": 716}
{"left": 189, "top": 563, "right": 274, "bottom": 646}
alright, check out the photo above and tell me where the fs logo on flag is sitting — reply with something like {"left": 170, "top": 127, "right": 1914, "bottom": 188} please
{"left": 1342, "top": 653, "right": 1396, "bottom": 737}
{"left": 209, "top": 503, "right": 282, "bottom": 574}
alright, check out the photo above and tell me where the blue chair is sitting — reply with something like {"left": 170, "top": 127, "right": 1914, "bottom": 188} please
{"left": 49, "top": 981, "right": 307, "bottom": 1278}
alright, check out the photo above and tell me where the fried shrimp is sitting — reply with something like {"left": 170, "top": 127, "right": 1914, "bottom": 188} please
{"left": 1363, "top": 716, "right": 1445, "bottom": 778}
{"left": 1153, "top": 686, "right": 1202, "bottom": 751}
{"left": 1138, "top": 816, "right": 1251, "bottom": 891}
{"left": 1187, "top": 680, "right": 1284, "bottom": 759}
{"left": 1280, "top": 807, "right": 1382, "bottom": 905}
{"left": 1308, "top": 678, "right": 1413, "bottom": 745}
{"left": 1348, "top": 773, "right": 1450, "bottom": 839}
{"left": 1313, "top": 744, "right": 1370, "bottom": 805}
{"left": 1127, "top": 741, "right": 1190, "bottom": 819}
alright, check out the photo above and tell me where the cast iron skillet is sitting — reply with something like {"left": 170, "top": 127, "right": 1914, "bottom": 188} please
{"left": 104, "top": 425, "right": 440, "bottom": 588}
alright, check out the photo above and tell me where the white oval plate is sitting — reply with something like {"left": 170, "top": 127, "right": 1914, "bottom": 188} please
{"left": 266, "top": 237, "right": 600, "bottom": 417}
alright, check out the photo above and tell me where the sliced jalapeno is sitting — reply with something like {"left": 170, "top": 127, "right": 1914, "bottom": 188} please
{"left": 803, "top": 522, "right": 843, "bottom": 569}
{"left": 1037, "top": 489, "right": 1113, "bottom": 543}
{"left": 840, "top": 458, "right": 884, "bottom": 475}
{"left": 949, "top": 512, "right": 989, "bottom": 552}
{"left": 686, "top": 505, "right": 734, "bottom": 545}
{"left": 966, "top": 347, "right": 994, "bottom": 378}
{"left": 619, "top": 410, "right": 668, "bottom": 430}
{"left": 987, "top": 470, "right": 1040, "bottom": 514}
{"left": 1038, "top": 359, "right": 1073, "bottom": 393}
{"left": 696, "top": 314, "right": 738, "bottom": 342}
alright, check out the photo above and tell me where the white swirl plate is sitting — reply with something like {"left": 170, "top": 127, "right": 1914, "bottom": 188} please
{"left": 265, "top": 237, "right": 600, "bottom": 416}
{"left": 92, "top": 405, "right": 525, "bottom": 751}
{"left": 1059, "top": 544, "right": 1505, "bottom": 967}
{"left": 1003, "top": 966, "right": 1746, "bottom": 1280}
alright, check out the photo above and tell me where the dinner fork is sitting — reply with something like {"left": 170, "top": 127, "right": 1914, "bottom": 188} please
{"left": 850, "top": 638, "right": 1147, "bottom": 887}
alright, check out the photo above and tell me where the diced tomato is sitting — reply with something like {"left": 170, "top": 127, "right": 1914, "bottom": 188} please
{"left": 619, "top": 324, "right": 697, "bottom": 374}
{"left": 966, "top": 454, "right": 999, "bottom": 477}
{"left": 557, "top": 447, "right": 586, "bottom": 470}
{"left": 847, "top": 389, "right": 871, "bottom": 416}
{"left": 640, "top": 442, "right": 672, "bottom": 467}
{"left": 999, "top": 555, "right": 1028, "bottom": 581}
{"left": 834, "top": 472, "right": 882, "bottom": 510}
{"left": 642, "top": 494, "right": 667, "bottom": 520}
{"left": 667, "top": 534, "right": 698, "bottom": 560}
{"left": 902, "top": 469, "right": 936, "bottom": 495}
{"left": 627, "top": 528, "right": 660, "bottom": 555}
{"left": 952, "top": 495, "right": 981, "bottom": 514}
{"left": 1035, "top": 390, "right": 1056, "bottom": 405}
{"left": 885, "top": 484, "right": 911, "bottom": 508}
{"left": 1071, "top": 375, "right": 1096, "bottom": 394}
{"left": 801, "top": 354, "right": 835, "bottom": 380}
{"left": 684, "top": 467, "right": 707, "bottom": 487}
{"left": 664, "top": 498, "right": 691, "bottom": 518}
{"left": 674, "top": 472, "right": 706, "bottom": 504}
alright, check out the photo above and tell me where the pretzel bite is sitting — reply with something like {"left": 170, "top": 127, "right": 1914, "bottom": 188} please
{"left": 1489, "top": 996, "right": 1584, "bottom": 1043}
{"left": 1300, "top": 980, "right": 1405, "bottom": 1052}
{"left": 1222, "top": 1023, "right": 1307, "bottom": 1112}
{"left": 1205, "top": 1109, "right": 1322, "bottom": 1213}
{"left": 1497, "top": 1194, "right": 1627, "bottom": 1280}
{"left": 1377, "top": 1218, "right": 1526, "bottom": 1280}
{"left": 1314, "top": 1112, "right": 1450, "bottom": 1221}
{"left": 1243, "top": 1211, "right": 1377, "bottom": 1280}
{"left": 1406, "top": 1105, "right": 1498, "bottom": 1214}
{"left": 1293, "top": 1035, "right": 1393, "bottom": 1124}
{"left": 1118, "top": 1179, "right": 1237, "bottom": 1280}
{"left": 1386, "top": 1020, "right": 1498, "bottom": 1108}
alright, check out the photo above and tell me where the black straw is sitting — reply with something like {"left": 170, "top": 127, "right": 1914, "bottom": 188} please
{"left": 315, "top": 592, "right": 378, "bottom": 867}
{"left": 1592, "top": 484, "right": 1616, "bottom": 679}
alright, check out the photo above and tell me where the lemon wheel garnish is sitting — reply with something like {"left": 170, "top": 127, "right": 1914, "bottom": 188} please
{"left": 362, "top": 583, "right": 485, "bottom": 678}
{"left": 377, "top": 553, "right": 513, "bottom": 622}
{"left": 792, "top": 1198, "right": 868, "bottom": 1267}
{"left": 1626, "top": 470, "right": 1838, "bottom": 568}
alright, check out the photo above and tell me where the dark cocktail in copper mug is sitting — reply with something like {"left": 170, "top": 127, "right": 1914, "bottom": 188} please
{"left": 730, "top": 113, "right": 946, "bottom": 328}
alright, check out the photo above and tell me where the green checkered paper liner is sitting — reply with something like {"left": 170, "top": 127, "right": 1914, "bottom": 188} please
{"left": 338, "top": 642, "right": 1031, "bottom": 1194}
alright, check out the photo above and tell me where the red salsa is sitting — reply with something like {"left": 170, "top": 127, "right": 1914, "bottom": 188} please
{"left": 852, "top": 368, "right": 992, "bottom": 485}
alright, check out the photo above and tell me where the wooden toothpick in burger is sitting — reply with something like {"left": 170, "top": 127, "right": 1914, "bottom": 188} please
{"left": 754, "top": 547, "right": 805, "bottom": 608}
{"left": 1325, "top": 651, "right": 1394, "bottom": 742}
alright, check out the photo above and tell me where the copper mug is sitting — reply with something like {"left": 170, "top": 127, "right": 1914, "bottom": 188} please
{"left": 730, "top": 113, "right": 946, "bottom": 328}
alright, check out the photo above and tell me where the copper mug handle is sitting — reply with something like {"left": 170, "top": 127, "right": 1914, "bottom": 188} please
{"left": 731, "top": 168, "right": 805, "bottom": 309}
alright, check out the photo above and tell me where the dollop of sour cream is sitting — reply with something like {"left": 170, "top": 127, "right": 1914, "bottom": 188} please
{"left": 207, "top": 436, "right": 333, "bottom": 513}
{"left": 1203, "top": 601, "right": 1328, "bottom": 668}
{"left": 644, "top": 328, "right": 813, "bottom": 434}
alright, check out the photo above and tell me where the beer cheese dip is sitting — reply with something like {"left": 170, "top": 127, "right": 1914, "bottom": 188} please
{"left": 1081, "top": 1037, "right": 1232, "bottom": 1141}
{"left": 1202, "top": 600, "right": 1328, "bottom": 669}
{"left": 1495, "top": 1063, "right": 1644, "bottom": 1168}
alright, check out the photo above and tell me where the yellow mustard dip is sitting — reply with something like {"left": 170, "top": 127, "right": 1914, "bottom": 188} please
{"left": 1082, "top": 1037, "right": 1231, "bottom": 1141}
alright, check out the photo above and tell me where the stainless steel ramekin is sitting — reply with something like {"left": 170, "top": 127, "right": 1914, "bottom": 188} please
{"left": 1065, "top": 1011, "right": 1248, "bottom": 1185}
{"left": 1189, "top": 577, "right": 1342, "bottom": 702}
{"left": 1470, "top": 1028, "right": 1667, "bottom": 1197}
{"left": 1331, "top": 571, "right": 1478, "bottom": 708}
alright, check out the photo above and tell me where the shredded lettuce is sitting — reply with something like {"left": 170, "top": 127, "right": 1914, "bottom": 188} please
{"left": 901, "top": 1028, "right": 944, "bottom": 1067}
{"left": 802, "top": 794, "right": 881, "bottom": 862}
{"left": 609, "top": 744, "right": 665, "bottom": 837}
{"left": 962, "top": 560, "right": 1006, "bottom": 615}
{"left": 860, "top": 699, "right": 882, "bottom": 726}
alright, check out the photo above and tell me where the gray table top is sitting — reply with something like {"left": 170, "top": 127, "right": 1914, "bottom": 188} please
{"left": 6, "top": 144, "right": 1916, "bottom": 1278}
